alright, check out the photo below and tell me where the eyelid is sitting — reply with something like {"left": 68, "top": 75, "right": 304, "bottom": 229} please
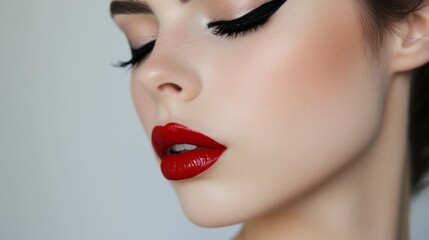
{"left": 117, "top": 0, "right": 287, "bottom": 68}
{"left": 128, "top": 32, "right": 157, "bottom": 50}
{"left": 207, "top": 0, "right": 267, "bottom": 20}
{"left": 207, "top": 0, "right": 286, "bottom": 28}
{"left": 117, "top": 40, "right": 156, "bottom": 68}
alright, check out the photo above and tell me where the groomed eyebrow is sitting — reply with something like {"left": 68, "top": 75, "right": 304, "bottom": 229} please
{"left": 110, "top": 0, "right": 153, "bottom": 17}
{"left": 110, "top": 0, "right": 191, "bottom": 17}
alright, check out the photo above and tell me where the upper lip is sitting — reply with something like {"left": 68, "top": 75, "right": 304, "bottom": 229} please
{"left": 151, "top": 122, "right": 226, "bottom": 159}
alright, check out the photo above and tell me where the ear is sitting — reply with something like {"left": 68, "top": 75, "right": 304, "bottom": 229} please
{"left": 390, "top": 2, "right": 429, "bottom": 73}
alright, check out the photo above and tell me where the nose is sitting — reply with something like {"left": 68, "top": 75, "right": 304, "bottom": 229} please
{"left": 134, "top": 44, "right": 202, "bottom": 103}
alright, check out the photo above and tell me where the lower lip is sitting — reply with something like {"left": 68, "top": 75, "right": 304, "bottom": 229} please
{"left": 161, "top": 148, "right": 226, "bottom": 180}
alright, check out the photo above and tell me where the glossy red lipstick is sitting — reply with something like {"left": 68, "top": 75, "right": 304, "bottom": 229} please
{"left": 151, "top": 123, "right": 226, "bottom": 180}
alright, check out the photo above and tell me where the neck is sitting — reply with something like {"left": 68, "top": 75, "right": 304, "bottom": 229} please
{"left": 235, "top": 74, "right": 411, "bottom": 240}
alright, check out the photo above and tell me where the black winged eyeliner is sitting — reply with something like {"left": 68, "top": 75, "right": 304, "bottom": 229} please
{"left": 118, "top": 0, "right": 287, "bottom": 68}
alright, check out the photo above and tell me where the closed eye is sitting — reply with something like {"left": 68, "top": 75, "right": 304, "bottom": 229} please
{"left": 116, "top": 40, "right": 156, "bottom": 69}
{"left": 116, "top": 0, "right": 287, "bottom": 69}
{"left": 207, "top": 0, "right": 287, "bottom": 38}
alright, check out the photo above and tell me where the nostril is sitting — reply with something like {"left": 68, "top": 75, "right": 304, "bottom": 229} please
{"left": 158, "top": 83, "right": 182, "bottom": 92}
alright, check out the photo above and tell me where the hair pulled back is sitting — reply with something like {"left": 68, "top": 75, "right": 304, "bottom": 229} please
{"left": 358, "top": 0, "right": 429, "bottom": 192}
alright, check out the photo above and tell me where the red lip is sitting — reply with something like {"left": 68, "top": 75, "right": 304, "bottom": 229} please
{"left": 151, "top": 123, "right": 226, "bottom": 180}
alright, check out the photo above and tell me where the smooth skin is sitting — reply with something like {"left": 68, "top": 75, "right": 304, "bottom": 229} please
{"left": 112, "top": 0, "right": 429, "bottom": 239}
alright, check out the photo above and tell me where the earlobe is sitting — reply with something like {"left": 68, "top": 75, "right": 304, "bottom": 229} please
{"left": 391, "top": 4, "right": 429, "bottom": 73}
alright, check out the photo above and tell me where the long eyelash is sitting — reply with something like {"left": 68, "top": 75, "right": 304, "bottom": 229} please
{"left": 116, "top": 0, "right": 286, "bottom": 68}
{"left": 116, "top": 40, "right": 156, "bottom": 68}
{"left": 209, "top": 17, "right": 269, "bottom": 38}
{"left": 207, "top": 0, "right": 287, "bottom": 38}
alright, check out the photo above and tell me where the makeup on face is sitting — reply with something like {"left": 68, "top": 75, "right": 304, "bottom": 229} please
{"left": 112, "top": 0, "right": 288, "bottom": 69}
{"left": 113, "top": 0, "right": 289, "bottom": 180}
{"left": 113, "top": 0, "right": 386, "bottom": 228}
{"left": 151, "top": 123, "right": 227, "bottom": 180}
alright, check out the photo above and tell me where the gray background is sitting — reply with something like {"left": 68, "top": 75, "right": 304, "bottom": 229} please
{"left": 0, "top": 1, "right": 427, "bottom": 239}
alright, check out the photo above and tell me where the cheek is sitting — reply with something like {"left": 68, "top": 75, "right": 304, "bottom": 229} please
{"left": 175, "top": 1, "right": 386, "bottom": 226}
{"left": 212, "top": 0, "right": 382, "bottom": 153}
{"left": 219, "top": 0, "right": 367, "bottom": 105}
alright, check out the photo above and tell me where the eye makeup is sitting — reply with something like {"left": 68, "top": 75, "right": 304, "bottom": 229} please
{"left": 118, "top": 40, "right": 155, "bottom": 68}
{"left": 117, "top": 0, "right": 287, "bottom": 68}
{"left": 207, "top": 0, "right": 287, "bottom": 38}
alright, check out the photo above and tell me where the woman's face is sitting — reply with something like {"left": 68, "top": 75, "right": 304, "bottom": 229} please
{"left": 113, "top": 0, "right": 389, "bottom": 227}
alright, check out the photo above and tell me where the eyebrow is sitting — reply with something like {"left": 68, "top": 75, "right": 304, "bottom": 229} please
{"left": 110, "top": 0, "right": 191, "bottom": 17}
{"left": 110, "top": 1, "right": 152, "bottom": 17}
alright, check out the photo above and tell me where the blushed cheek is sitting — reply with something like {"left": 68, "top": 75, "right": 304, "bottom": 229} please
{"left": 216, "top": 2, "right": 369, "bottom": 123}
{"left": 207, "top": 0, "right": 383, "bottom": 174}
{"left": 270, "top": 0, "right": 366, "bottom": 107}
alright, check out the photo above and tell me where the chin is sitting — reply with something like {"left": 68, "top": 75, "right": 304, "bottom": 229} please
{"left": 173, "top": 181, "right": 246, "bottom": 227}
{"left": 184, "top": 207, "right": 242, "bottom": 228}
{"left": 171, "top": 177, "right": 299, "bottom": 228}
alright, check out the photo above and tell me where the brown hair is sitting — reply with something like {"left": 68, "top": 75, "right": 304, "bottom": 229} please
{"left": 358, "top": 0, "right": 429, "bottom": 192}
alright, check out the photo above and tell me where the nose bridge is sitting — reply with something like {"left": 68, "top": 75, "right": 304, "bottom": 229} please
{"left": 135, "top": 25, "right": 202, "bottom": 103}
